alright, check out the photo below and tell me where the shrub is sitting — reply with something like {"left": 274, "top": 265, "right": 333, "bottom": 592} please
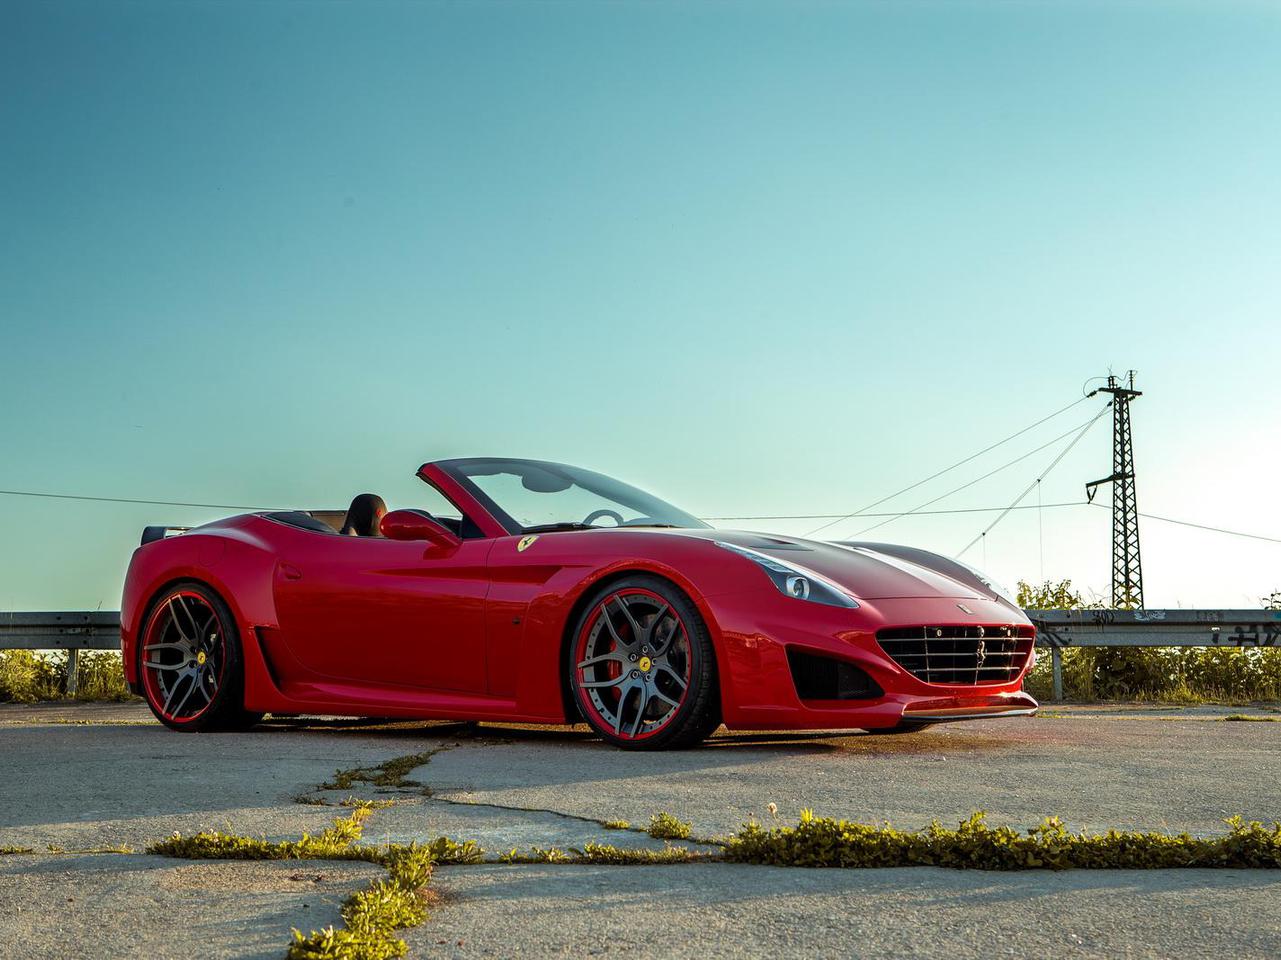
{"left": 0, "top": 651, "right": 61, "bottom": 702}
{"left": 0, "top": 650, "right": 134, "bottom": 703}
{"left": 1017, "top": 579, "right": 1281, "bottom": 702}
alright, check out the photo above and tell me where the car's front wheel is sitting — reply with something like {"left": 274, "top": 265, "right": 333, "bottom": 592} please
{"left": 569, "top": 575, "right": 720, "bottom": 750}
{"left": 137, "top": 582, "right": 262, "bottom": 732}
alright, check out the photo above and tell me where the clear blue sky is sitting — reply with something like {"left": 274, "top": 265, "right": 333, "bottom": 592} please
{"left": 2, "top": 0, "right": 1279, "bottom": 610}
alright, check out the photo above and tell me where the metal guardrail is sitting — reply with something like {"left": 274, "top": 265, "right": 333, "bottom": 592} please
{"left": 4, "top": 608, "right": 1280, "bottom": 701}
{"left": 0, "top": 612, "right": 123, "bottom": 696}
{"left": 1026, "top": 608, "right": 1281, "bottom": 700}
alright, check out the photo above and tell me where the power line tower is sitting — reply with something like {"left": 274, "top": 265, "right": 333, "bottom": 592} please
{"left": 1085, "top": 371, "right": 1144, "bottom": 609}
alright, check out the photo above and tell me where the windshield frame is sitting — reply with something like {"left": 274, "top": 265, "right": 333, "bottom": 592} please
{"left": 432, "top": 458, "right": 709, "bottom": 536}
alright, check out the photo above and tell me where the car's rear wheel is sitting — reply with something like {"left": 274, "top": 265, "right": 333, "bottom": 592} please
{"left": 138, "top": 582, "right": 262, "bottom": 732}
{"left": 569, "top": 575, "right": 719, "bottom": 750}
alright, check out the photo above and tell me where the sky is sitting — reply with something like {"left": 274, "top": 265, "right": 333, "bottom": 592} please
{"left": 2, "top": 0, "right": 1280, "bottom": 611}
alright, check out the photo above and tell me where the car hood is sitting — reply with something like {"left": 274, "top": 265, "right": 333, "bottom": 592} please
{"left": 677, "top": 529, "right": 986, "bottom": 600}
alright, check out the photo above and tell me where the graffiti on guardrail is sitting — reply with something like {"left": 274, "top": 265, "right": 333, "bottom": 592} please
{"left": 1220, "top": 623, "right": 1281, "bottom": 647}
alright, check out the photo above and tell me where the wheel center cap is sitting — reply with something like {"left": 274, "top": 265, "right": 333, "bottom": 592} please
{"left": 637, "top": 656, "right": 652, "bottom": 672}
{"left": 196, "top": 651, "right": 207, "bottom": 666}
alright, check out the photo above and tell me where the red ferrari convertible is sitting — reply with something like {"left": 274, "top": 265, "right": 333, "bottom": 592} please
{"left": 121, "top": 458, "right": 1038, "bottom": 748}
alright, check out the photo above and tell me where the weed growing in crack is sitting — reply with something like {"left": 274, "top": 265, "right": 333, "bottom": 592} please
{"left": 288, "top": 845, "right": 437, "bottom": 960}
{"left": 498, "top": 843, "right": 711, "bottom": 865}
{"left": 724, "top": 810, "right": 1281, "bottom": 870}
{"left": 153, "top": 803, "right": 481, "bottom": 960}
{"left": 648, "top": 812, "right": 692, "bottom": 841}
{"left": 322, "top": 750, "right": 445, "bottom": 793}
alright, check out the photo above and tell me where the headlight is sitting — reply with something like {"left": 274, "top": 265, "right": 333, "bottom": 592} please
{"left": 952, "top": 558, "right": 1019, "bottom": 606}
{"left": 715, "top": 541, "right": 859, "bottom": 608}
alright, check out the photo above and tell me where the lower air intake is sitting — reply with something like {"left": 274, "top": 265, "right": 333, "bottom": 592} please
{"left": 787, "top": 649, "right": 884, "bottom": 701}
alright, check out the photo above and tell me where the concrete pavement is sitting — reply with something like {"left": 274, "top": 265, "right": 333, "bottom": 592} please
{"left": 1, "top": 702, "right": 1278, "bottom": 958}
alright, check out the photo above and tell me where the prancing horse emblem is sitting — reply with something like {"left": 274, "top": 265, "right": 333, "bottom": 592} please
{"left": 975, "top": 639, "right": 987, "bottom": 668}
{"left": 956, "top": 603, "right": 974, "bottom": 615}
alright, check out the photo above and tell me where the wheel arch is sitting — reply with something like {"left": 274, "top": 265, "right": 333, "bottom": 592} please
{"left": 121, "top": 526, "right": 282, "bottom": 707}
{"left": 555, "top": 566, "right": 722, "bottom": 726}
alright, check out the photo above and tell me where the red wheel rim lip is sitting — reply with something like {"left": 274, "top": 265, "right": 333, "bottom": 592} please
{"left": 573, "top": 587, "right": 692, "bottom": 741}
{"left": 140, "top": 590, "right": 227, "bottom": 724}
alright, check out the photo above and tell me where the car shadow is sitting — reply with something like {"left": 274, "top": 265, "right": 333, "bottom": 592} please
{"left": 254, "top": 714, "right": 1017, "bottom": 756}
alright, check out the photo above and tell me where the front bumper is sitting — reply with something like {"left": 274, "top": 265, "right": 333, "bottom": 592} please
{"left": 702, "top": 589, "right": 1039, "bottom": 731}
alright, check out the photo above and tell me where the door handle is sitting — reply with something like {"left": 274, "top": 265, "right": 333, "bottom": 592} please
{"left": 280, "top": 563, "right": 303, "bottom": 581}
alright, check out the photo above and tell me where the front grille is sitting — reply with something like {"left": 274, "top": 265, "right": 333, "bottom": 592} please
{"left": 876, "top": 625, "right": 1034, "bottom": 685}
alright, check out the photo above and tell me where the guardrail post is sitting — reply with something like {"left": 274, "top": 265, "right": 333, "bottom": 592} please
{"left": 1051, "top": 647, "right": 1063, "bottom": 702}
{"left": 66, "top": 647, "right": 80, "bottom": 697}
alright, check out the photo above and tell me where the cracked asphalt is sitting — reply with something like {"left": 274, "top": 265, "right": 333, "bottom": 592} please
{"left": 1, "top": 701, "right": 1279, "bottom": 959}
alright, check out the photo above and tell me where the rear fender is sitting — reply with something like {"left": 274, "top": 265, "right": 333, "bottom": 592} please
{"left": 121, "top": 525, "right": 282, "bottom": 709}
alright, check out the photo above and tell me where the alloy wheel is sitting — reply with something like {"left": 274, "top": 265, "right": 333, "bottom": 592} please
{"left": 141, "top": 591, "right": 227, "bottom": 724}
{"left": 574, "top": 588, "right": 693, "bottom": 741}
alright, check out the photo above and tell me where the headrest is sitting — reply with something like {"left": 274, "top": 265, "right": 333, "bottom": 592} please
{"left": 340, "top": 493, "right": 388, "bottom": 537}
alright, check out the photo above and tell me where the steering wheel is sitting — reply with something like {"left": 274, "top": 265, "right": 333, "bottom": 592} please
{"left": 582, "top": 508, "right": 626, "bottom": 527}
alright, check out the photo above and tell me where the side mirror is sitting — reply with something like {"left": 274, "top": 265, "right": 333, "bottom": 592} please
{"left": 380, "top": 509, "right": 461, "bottom": 550}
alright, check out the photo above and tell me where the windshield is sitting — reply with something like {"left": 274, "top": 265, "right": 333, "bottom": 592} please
{"left": 437, "top": 458, "right": 709, "bottom": 534}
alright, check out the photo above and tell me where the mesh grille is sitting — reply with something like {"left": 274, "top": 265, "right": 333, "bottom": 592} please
{"left": 876, "top": 624, "right": 1034, "bottom": 685}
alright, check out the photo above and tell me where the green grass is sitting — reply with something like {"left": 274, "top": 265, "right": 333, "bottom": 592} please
{"left": 320, "top": 751, "right": 443, "bottom": 793}
{"left": 148, "top": 805, "right": 381, "bottom": 863}
{"left": 647, "top": 812, "right": 692, "bottom": 841}
{"left": 0, "top": 650, "right": 135, "bottom": 703}
{"left": 152, "top": 803, "right": 481, "bottom": 960}
{"left": 497, "top": 842, "right": 711, "bottom": 865}
{"left": 145, "top": 797, "right": 1281, "bottom": 958}
{"left": 724, "top": 810, "right": 1281, "bottom": 870}
{"left": 1023, "top": 645, "right": 1281, "bottom": 704}
{"left": 287, "top": 847, "right": 435, "bottom": 960}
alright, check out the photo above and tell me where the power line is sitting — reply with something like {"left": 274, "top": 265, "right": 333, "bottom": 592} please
{"left": 703, "top": 502, "right": 1086, "bottom": 521}
{"left": 0, "top": 489, "right": 285, "bottom": 512}
{"left": 955, "top": 404, "right": 1111, "bottom": 558}
{"left": 800, "top": 394, "right": 1092, "bottom": 538}
{"left": 5, "top": 481, "right": 1279, "bottom": 549}
{"left": 1088, "top": 502, "right": 1281, "bottom": 546}
{"left": 841, "top": 411, "right": 1108, "bottom": 541}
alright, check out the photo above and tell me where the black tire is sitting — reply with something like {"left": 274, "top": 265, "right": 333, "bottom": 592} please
{"left": 136, "top": 581, "right": 261, "bottom": 732}
{"left": 568, "top": 574, "right": 720, "bottom": 750}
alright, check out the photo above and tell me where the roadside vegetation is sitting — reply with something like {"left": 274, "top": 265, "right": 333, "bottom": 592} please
{"left": 0, "top": 650, "right": 134, "bottom": 703}
{"left": 1019, "top": 579, "right": 1281, "bottom": 703}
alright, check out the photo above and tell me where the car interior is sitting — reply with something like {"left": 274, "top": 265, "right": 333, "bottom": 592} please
{"left": 265, "top": 493, "right": 484, "bottom": 539}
